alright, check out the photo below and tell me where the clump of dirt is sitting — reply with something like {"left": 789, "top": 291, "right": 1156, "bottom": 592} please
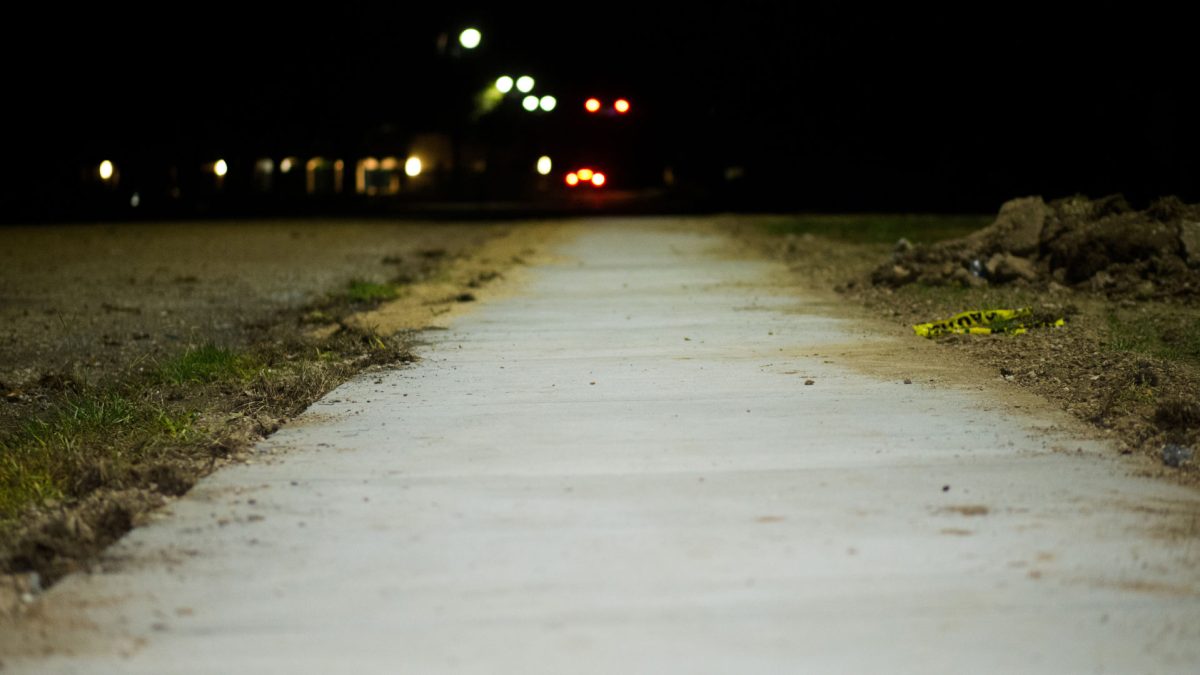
{"left": 873, "top": 195, "right": 1200, "bottom": 301}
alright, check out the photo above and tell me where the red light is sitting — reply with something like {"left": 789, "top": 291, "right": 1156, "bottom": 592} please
{"left": 591, "top": 172, "right": 606, "bottom": 187}
{"left": 585, "top": 98, "right": 601, "bottom": 113}
{"left": 614, "top": 99, "right": 630, "bottom": 114}
{"left": 565, "top": 172, "right": 579, "bottom": 186}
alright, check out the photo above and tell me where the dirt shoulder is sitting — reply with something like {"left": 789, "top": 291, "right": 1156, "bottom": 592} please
{"left": 0, "top": 218, "right": 559, "bottom": 608}
{"left": 721, "top": 202, "right": 1200, "bottom": 486}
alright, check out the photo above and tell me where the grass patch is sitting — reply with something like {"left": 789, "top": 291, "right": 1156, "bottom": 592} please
{"left": 1106, "top": 309, "right": 1200, "bottom": 365}
{"left": 762, "top": 213, "right": 990, "bottom": 245}
{"left": 0, "top": 326, "right": 416, "bottom": 575}
{"left": 0, "top": 390, "right": 188, "bottom": 522}
{"left": 346, "top": 280, "right": 399, "bottom": 303}
{"left": 157, "top": 344, "right": 258, "bottom": 385}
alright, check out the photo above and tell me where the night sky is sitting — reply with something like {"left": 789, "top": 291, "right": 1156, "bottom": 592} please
{"left": 4, "top": 2, "right": 1196, "bottom": 217}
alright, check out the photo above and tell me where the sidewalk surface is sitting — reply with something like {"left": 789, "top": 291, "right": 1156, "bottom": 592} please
{"left": 8, "top": 220, "right": 1200, "bottom": 673}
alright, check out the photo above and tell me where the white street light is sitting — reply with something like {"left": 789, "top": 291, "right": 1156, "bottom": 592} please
{"left": 522, "top": 95, "right": 539, "bottom": 112}
{"left": 459, "top": 28, "right": 481, "bottom": 49}
{"left": 405, "top": 156, "right": 422, "bottom": 177}
{"left": 536, "top": 156, "right": 552, "bottom": 175}
{"left": 495, "top": 75, "right": 513, "bottom": 93}
{"left": 214, "top": 159, "right": 228, "bottom": 177}
{"left": 539, "top": 95, "right": 556, "bottom": 112}
{"left": 516, "top": 75, "right": 534, "bottom": 93}
{"left": 99, "top": 160, "right": 114, "bottom": 180}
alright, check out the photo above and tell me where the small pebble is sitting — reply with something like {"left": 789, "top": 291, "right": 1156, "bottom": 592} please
{"left": 804, "top": 379, "right": 814, "bottom": 386}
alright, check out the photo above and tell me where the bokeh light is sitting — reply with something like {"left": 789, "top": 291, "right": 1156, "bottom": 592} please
{"left": 495, "top": 76, "right": 513, "bottom": 93}
{"left": 539, "top": 95, "right": 557, "bottom": 112}
{"left": 405, "top": 157, "right": 422, "bottom": 177}
{"left": 214, "top": 159, "right": 228, "bottom": 177}
{"left": 577, "top": 168, "right": 594, "bottom": 181}
{"left": 516, "top": 76, "right": 535, "bottom": 93}
{"left": 459, "top": 28, "right": 481, "bottom": 49}
{"left": 585, "top": 98, "right": 601, "bottom": 113}
{"left": 591, "top": 172, "right": 606, "bottom": 187}
{"left": 565, "top": 172, "right": 579, "bottom": 186}
{"left": 98, "top": 160, "right": 113, "bottom": 180}
{"left": 522, "top": 95, "right": 539, "bottom": 111}
{"left": 614, "top": 99, "right": 630, "bottom": 113}
{"left": 536, "top": 156, "right": 552, "bottom": 175}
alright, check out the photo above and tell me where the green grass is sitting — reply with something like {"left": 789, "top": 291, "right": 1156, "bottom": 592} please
{"left": 0, "top": 390, "right": 194, "bottom": 522}
{"left": 158, "top": 344, "right": 258, "bottom": 385}
{"left": 346, "top": 280, "right": 399, "bottom": 303}
{"left": 1106, "top": 310, "right": 1200, "bottom": 365}
{"left": 762, "top": 213, "right": 991, "bottom": 245}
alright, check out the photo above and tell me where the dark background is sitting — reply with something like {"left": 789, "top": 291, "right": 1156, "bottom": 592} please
{"left": 3, "top": 2, "right": 1196, "bottom": 220}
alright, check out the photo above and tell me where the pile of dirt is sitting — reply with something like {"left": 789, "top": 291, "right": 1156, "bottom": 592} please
{"left": 873, "top": 195, "right": 1200, "bottom": 300}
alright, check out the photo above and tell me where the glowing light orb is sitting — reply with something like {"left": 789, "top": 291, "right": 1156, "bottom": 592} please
{"left": 614, "top": 99, "right": 630, "bottom": 113}
{"left": 536, "top": 156, "right": 552, "bottom": 175}
{"left": 539, "top": 95, "right": 556, "bottom": 112}
{"left": 459, "top": 28, "right": 481, "bottom": 49}
{"left": 214, "top": 159, "right": 228, "bottom": 177}
{"left": 99, "top": 160, "right": 113, "bottom": 180}
{"left": 591, "top": 172, "right": 606, "bottom": 187}
{"left": 585, "top": 98, "right": 601, "bottom": 113}
{"left": 516, "top": 76, "right": 535, "bottom": 93}
{"left": 522, "top": 95, "right": 539, "bottom": 111}
{"left": 565, "top": 172, "right": 579, "bottom": 186}
{"left": 577, "top": 168, "right": 594, "bottom": 181}
{"left": 405, "top": 156, "right": 422, "bottom": 177}
{"left": 495, "top": 76, "right": 513, "bottom": 93}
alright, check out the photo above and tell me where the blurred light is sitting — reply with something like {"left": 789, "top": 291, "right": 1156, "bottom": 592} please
{"left": 362, "top": 157, "right": 379, "bottom": 171}
{"left": 380, "top": 157, "right": 399, "bottom": 171}
{"left": 585, "top": 98, "right": 601, "bottom": 113}
{"left": 214, "top": 159, "right": 228, "bottom": 177}
{"left": 577, "top": 168, "right": 594, "bottom": 181}
{"left": 459, "top": 28, "right": 481, "bottom": 49}
{"left": 539, "top": 95, "right": 556, "bottom": 111}
{"left": 280, "top": 157, "right": 295, "bottom": 173}
{"left": 591, "top": 172, "right": 606, "bottom": 187}
{"left": 522, "top": 95, "right": 539, "bottom": 111}
{"left": 130, "top": 192, "right": 140, "bottom": 207}
{"left": 495, "top": 76, "right": 513, "bottom": 93}
{"left": 98, "top": 160, "right": 114, "bottom": 180}
{"left": 516, "top": 76, "right": 534, "bottom": 93}
{"left": 614, "top": 99, "right": 630, "bottom": 113}
{"left": 255, "top": 158, "right": 273, "bottom": 174}
{"left": 536, "top": 156, "right": 552, "bottom": 175}
{"left": 405, "top": 156, "right": 422, "bottom": 177}
{"left": 565, "top": 172, "right": 579, "bottom": 186}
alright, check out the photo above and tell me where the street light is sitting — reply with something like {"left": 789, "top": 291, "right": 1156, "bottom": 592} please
{"left": 459, "top": 28, "right": 481, "bottom": 49}
{"left": 405, "top": 157, "right": 422, "bottom": 177}
{"left": 516, "top": 76, "right": 535, "bottom": 93}
{"left": 539, "top": 95, "right": 556, "bottom": 112}
{"left": 614, "top": 98, "right": 630, "bottom": 114}
{"left": 495, "top": 75, "right": 513, "bottom": 93}
{"left": 98, "top": 160, "right": 114, "bottom": 180}
{"left": 536, "top": 156, "right": 552, "bottom": 175}
{"left": 522, "top": 95, "right": 539, "bottom": 111}
{"left": 214, "top": 159, "right": 228, "bottom": 177}
{"left": 585, "top": 98, "right": 601, "bottom": 113}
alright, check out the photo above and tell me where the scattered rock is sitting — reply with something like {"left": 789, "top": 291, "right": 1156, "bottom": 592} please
{"left": 1162, "top": 444, "right": 1193, "bottom": 468}
{"left": 804, "top": 379, "right": 815, "bottom": 386}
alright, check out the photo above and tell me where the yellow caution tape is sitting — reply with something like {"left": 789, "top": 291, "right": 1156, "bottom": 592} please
{"left": 913, "top": 308, "right": 1064, "bottom": 338}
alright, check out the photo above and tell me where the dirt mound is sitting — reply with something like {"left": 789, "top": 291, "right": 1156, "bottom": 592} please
{"left": 874, "top": 195, "right": 1200, "bottom": 300}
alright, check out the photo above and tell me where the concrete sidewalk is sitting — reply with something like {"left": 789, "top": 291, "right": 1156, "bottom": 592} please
{"left": 7, "top": 220, "right": 1200, "bottom": 673}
